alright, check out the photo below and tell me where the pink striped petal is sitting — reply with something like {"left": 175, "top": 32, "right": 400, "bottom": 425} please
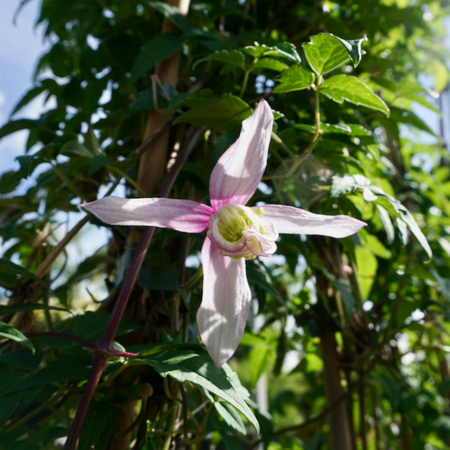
{"left": 81, "top": 197, "right": 213, "bottom": 233}
{"left": 260, "top": 204, "right": 366, "bottom": 238}
{"left": 197, "top": 237, "right": 252, "bottom": 367}
{"left": 209, "top": 99, "right": 274, "bottom": 210}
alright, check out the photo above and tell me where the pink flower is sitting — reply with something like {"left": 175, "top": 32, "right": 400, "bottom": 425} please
{"left": 81, "top": 100, "right": 365, "bottom": 367}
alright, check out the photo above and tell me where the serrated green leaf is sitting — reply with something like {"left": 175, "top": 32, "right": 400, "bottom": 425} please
{"left": 0, "top": 322, "right": 35, "bottom": 353}
{"left": 174, "top": 95, "right": 252, "bottom": 131}
{"left": 0, "top": 258, "right": 48, "bottom": 288}
{"left": 273, "top": 65, "right": 315, "bottom": 93}
{"left": 143, "top": 350, "right": 259, "bottom": 432}
{"left": 320, "top": 75, "right": 389, "bottom": 115}
{"left": 244, "top": 42, "right": 299, "bottom": 61}
{"left": 303, "top": 34, "right": 350, "bottom": 75}
{"left": 130, "top": 33, "right": 185, "bottom": 85}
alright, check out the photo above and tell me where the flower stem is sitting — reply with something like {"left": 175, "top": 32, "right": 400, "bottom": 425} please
{"left": 239, "top": 70, "right": 250, "bottom": 98}
{"left": 63, "top": 354, "right": 108, "bottom": 450}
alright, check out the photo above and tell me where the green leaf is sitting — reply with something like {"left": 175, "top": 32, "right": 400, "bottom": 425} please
{"left": 214, "top": 402, "right": 247, "bottom": 434}
{"left": 330, "top": 174, "right": 371, "bottom": 198}
{"left": 331, "top": 34, "right": 367, "bottom": 67}
{"left": 244, "top": 42, "right": 300, "bottom": 62}
{"left": 320, "top": 75, "right": 390, "bottom": 115}
{"left": 0, "top": 118, "right": 39, "bottom": 139}
{"left": 303, "top": 33, "right": 350, "bottom": 75}
{"left": 174, "top": 95, "right": 252, "bottom": 131}
{"left": 78, "top": 402, "right": 120, "bottom": 450}
{"left": 148, "top": 1, "right": 191, "bottom": 33}
{"left": 194, "top": 49, "right": 245, "bottom": 69}
{"left": 252, "top": 58, "right": 289, "bottom": 72}
{"left": 16, "top": 154, "right": 45, "bottom": 178}
{"left": 249, "top": 345, "right": 274, "bottom": 387}
{"left": 0, "top": 258, "right": 48, "bottom": 288}
{"left": 0, "top": 348, "right": 43, "bottom": 370}
{"left": 388, "top": 106, "right": 437, "bottom": 136}
{"left": 60, "top": 140, "right": 93, "bottom": 158}
{"left": 273, "top": 65, "right": 315, "bottom": 93}
{"left": 143, "top": 349, "right": 259, "bottom": 432}
{"left": 0, "top": 322, "right": 35, "bottom": 353}
{"left": 355, "top": 247, "right": 378, "bottom": 300}
{"left": 0, "top": 304, "right": 71, "bottom": 315}
{"left": 247, "top": 262, "right": 285, "bottom": 306}
{"left": 88, "top": 155, "right": 113, "bottom": 174}
{"left": 130, "top": 33, "right": 185, "bottom": 85}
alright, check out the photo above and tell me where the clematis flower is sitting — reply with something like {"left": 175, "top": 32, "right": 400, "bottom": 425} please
{"left": 81, "top": 100, "right": 366, "bottom": 367}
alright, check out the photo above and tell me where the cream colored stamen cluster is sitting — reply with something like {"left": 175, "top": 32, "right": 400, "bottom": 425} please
{"left": 208, "top": 204, "right": 278, "bottom": 259}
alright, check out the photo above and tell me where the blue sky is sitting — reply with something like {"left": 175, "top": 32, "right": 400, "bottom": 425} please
{"left": 0, "top": 0, "right": 49, "bottom": 172}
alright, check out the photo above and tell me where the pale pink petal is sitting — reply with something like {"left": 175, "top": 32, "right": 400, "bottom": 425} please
{"left": 197, "top": 237, "right": 252, "bottom": 367}
{"left": 260, "top": 204, "right": 366, "bottom": 238}
{"left": 81, "top": 196, "right": 213, "bottom": 233}
{"left": 210, "top": 99, "right": 274, "bottom": 210}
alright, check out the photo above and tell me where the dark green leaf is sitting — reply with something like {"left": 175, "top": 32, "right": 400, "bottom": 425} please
{"left": 88, "top": 154, "right": 113, "bottom": 174}
{"left": 60, "top": 140, "right": 93, "bottom": 158}
{"left": 0, "top": 118, "right": 39, "bottom": 139}
{"left": 0, "top": 304, "right": 71, "bottom": 315}
{"left": 194, "top": 49, "right": 245, "bottom": 69}
{"left": 16, "top": 154, "right": 45, "bottom": 178}
{"left": 174, "top": 95, "right": 252, "bottom": 131}
{"left": 79, "top": 401, "right": 119, "bottom": 450}
{"left": 149, "top": 1, "right": 191, "bottom": 33}
{"left": 0, "top": 322, "right": 35, "bottom": 353}
{"left": 320, "top": 75, "right": 390, "bottom": 115}
{"left": 0, "top": 258, "right": 48, "bottom": 288}
{"left": 130, "top": 33, "right": 185, "bottom": 85}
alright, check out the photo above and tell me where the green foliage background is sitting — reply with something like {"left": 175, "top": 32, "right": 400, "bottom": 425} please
{"left": 1, "top": 0, "right": 450, "bottom": 449}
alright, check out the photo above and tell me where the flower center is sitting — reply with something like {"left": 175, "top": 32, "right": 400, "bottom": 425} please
{"left": 207, "top": 204, "right": 278, "bottom": 259}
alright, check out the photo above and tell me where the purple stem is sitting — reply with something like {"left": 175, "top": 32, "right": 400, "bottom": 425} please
{"left": 63, "top": 126, "right": 203, "bottom": 450}
{"left": 63, "top": 354, "right": 108, "bottom": 450}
